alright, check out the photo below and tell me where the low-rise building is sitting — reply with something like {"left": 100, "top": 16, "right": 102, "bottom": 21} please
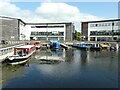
{"left": 26, "top": 23, "right": 74, "bottom": 42}
{"left": 0, "top": 16, "right": 26, "bottom": 41}
{"left": 0, "top": 16, "right": 75, "bottom": 42}
{"left": 81, "top": 19, "right": 120, "bottom": 41}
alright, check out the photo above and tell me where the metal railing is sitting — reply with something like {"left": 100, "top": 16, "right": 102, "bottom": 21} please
{"left": 0, "top": 40, "right": 28, "bottom": 49}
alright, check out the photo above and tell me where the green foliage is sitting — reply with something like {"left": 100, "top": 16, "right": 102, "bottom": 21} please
{"left": 73, "top": 30, "right": 81, "bottom": 41}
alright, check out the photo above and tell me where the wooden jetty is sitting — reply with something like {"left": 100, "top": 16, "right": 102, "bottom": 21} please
{"left": 60, "top": 43, "right": 71, "bottom": 49}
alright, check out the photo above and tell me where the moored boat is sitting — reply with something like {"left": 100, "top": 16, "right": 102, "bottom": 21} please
{"left": 100, "top": 43, "right": 109, "bottom": 49}
{"left": 50, "top": 40, "right": 60, "bottom": 50}
{"left": 90, "top": 43, "right": 101, "bottom": 50}
{"left": 73, "top": 42, "right": 101, "bottom": 50}
{"left": 6, "top": 45, "right": 36, "bottom": 65}
{"left": 73, "top": 42, "right": 88, "bottom": 49}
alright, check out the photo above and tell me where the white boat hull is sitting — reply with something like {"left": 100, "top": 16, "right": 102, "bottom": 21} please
{"left": 7, "top": 49, "right": 36, "bottom": 65}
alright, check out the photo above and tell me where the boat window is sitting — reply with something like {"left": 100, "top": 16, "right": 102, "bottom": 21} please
{"left": 96, "top": 44, "right": 99, "bottom": 47}
{"left": 1, "top": 50, "right": 4, "bottom": 55}
{"left": 23, "top": 49, "right": 28, "bottom": 56}
{"left": 17, "top": 50, "right": 23, "bottom": 56}
{"left": 4, "top": 49, "right": 7, "bottom": 54}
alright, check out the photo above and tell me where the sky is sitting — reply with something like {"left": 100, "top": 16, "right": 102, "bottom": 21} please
{"left": 0, "top": 0, "right": 118, "bottom": 31}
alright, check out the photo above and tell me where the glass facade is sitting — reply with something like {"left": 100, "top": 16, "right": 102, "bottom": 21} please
{"left": 90, "top": 37, "right": 120, "bottom": 41}
{"left": 37, "top": 37, "right": 47, "bottom": 41}
{"left": 90, "top": 30, "right": 120, "bottom": 36}
{"left": 31, "top": 32, "right": 64, "bottom": 36}
{"left": 31, "top": 25, "right": 64, "bottom": 28}
{"left": 35, "top": 37, "right": 64, "bottom": 42}
{"left": 90, "top": 22, "right": 120, "bottom": 27}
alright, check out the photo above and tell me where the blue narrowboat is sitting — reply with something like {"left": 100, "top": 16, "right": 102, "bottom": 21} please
{"left": 50, "top": 40, "right": 60, "bottom": 49}
{"left": 73, "top": 42, "right": 101, "bottom": 50}
{"left": 90, "top": 44, "right": 101, "bottom": 50}
{"left": 73, "top": 42, "right": 88, "bottom": 49}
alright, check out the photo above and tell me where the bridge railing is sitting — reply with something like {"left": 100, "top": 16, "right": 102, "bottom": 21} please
{"left": 0, "top": 40, "right": 28, "bottom": 49}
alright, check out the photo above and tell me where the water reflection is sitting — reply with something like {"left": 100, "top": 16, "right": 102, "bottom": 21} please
{"left": 2, "top": 64, "right": 28, "bottom": 87}
{"left": 65, "top": 48, "right": 74, "bottom": 62}
{"left": 51, "top": 49, "right": 61, "bottom": 56}
{"left": 1, "top": 48, "right": 118, "bottom": 88}
{"left": 81, "top": 50, "right": 88, "bottom": 64}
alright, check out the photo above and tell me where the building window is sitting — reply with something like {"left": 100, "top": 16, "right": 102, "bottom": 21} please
{"left": 105, "top": 23, "right": 108, "bottom": 26}
{"left": 90, "top": 24, "right": 94, "bottom": 27}
{"left": 102, "top": 23, "right": 105, "bottom": 26}
{"left": 31, "top": 26, "right": 36, "bottom": 28}
{"left": 107, "top": 23, "right": 111, "bottom": 26}
{"left": 90, "top": 30, "right": 118, "bottom": 36}
{"left": 59, "top": 32, "right": 64, "bottom": 36}
{"left": 31, "top": 25, "right": 64, "bottom": 28}
{"left": 31, "top": 32, "right": 35, "bottom": 35}
{"left": 98, "top": 24, "right": 101, "bottom": 27}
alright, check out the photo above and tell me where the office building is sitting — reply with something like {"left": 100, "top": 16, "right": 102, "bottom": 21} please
{"left": 81, "top": 19, "right": 120, "bottom": 41}
{"left": 0, "top": 16, "right": 75, "bottom": 42}
{"left": 26, "top": 23, "right": 74, "bottom": 42}
{"left": 0, "top": 16, "right": 26, "bottom": 41}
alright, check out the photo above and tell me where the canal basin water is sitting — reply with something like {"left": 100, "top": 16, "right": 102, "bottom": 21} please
{"left": 1, "top": 48, "right": 118, "bottom": 88}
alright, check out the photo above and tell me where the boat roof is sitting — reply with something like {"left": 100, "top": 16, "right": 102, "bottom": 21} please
{"left": 15, "top": 45, "right": 35, "bottom": 49}
{"left": 50, "top": 40, "right": 59, "bottom": 43}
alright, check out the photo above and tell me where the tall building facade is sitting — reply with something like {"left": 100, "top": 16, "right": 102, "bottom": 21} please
{"left": 81, "top": 19, "right": 120, "bottom": 41}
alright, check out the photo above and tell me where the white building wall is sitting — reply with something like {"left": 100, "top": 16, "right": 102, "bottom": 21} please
{"left": 25, "top": 24, "right": 66, "bottom": 41}
{"left": 113, "top": 21, "right": 119, "bottom": 30}
{"left": 19, "top": 21, "right": 26, "bottom": 40}
{"left": 88, "top": 21, "right": 119, "bottom": 41}
{"left": 25, "top": 25, "right": 32, "bottom": 40}
{"left": 64, "top": 24, "right": 66, "bottom": 41}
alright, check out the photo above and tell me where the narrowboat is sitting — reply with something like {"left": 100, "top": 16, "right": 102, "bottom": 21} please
{"left": 90, "top": 43, "right": 101, "bottom": 50}
{"left": 73, "top": 42, "right": 88, "bottom": 49}
{"left": 6, "top": 45, "right": 36, "bottom": 65}
{"left": 50, "top": 40, "right": 60, "bottom": 50}
{"left": 73, "top": 42, "right": 101, "bottom": 50}
{"left": 100, "top": 44, "right": 109, "bottom": 49}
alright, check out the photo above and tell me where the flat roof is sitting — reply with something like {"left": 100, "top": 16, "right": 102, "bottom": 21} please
{"left": 26, "top": 22, "right": 72, "bottom": 25}
{"left": 0, "top": 16, "right": 73, "bottom": 25}
{"left": 81, "top": 19, "right": 120, "bottom": 23}
{"left": 0, "top": 16, "right": 26, "bottom": 24}
{"left": 15, "top": 45, "right": 35, "bottom": 49}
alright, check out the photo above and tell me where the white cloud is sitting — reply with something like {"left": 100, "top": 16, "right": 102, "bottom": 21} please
{"left": 0, "top": 1, "right": 20, "bottom": 17}
{"left": 35, "top": 3, "right": 105, "bottom": 22}
{"left": 0, "top": 1, "right": 105, "bottom": 31}
{"left": 36, "top": 3, "right": 80, "bottom": 19}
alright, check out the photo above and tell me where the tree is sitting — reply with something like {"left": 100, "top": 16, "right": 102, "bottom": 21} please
{"left": 73, "top": 30, "right": 81, "bottom": 41}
